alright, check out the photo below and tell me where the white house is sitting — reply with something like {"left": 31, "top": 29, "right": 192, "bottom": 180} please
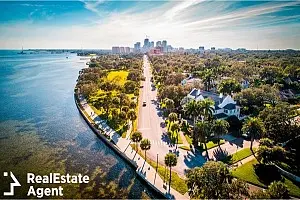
{"left": 182, "top": 88, "right": 241, "bottom": 119}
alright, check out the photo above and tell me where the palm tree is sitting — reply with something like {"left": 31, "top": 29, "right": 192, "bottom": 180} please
{"left": 112, "top": 97, "right": 120, "bottom": 110}
{"left": 170, "top": 122, "right": 180, "bottom": 147}
{"left": 198, "top": 98, "right": 215, "bottom": 121}
{"left": 195, "top": 120, "right": 211, "bottom": 160}
{"left": 164, "top": 153, "right": 178, "bottom": 194}
{"left": 103, "top": 93, "right": 112, "bottom": 118}
{"left": 131, "top": 131, "right": 143, "bottom": 151}
{"left": 127, "top": 109, "right": 137, "bottom": 131}
{"left": 140, "top": 139, "right": 151, "bottom": 161}
{"left": 111, "top": 108, "right": 119, "bottom": 119}
{"left": 168, "top": 112, "right": 178, "bottom": 130}
{"left": 201, "top": 69, "right": 214, "bottom": 91}
{"left": 164, "top": 98, "right": 175, "bottom": 114}
{"left": 242, "top": 117, "right": 265, "bottom": 153}
{"left": 212, "top": 119, "right": 229, "bottom": 146}
{"left": 121, "top": 106, "right": 129, "bottom": 113}
{"left": 129, "top": 101, "right": 136, "bottom": 109}
{"left": 184, "top": 100, "right": 199, "bottom": 125}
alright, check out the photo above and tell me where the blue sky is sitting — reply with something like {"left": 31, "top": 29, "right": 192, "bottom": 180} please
{"left": 0, "top": 0, "right": 299, "bottom": 49}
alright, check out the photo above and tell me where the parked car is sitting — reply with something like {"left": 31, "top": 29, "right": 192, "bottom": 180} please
{"left": 143, "top": 101, "right": 146, "bottom": 107}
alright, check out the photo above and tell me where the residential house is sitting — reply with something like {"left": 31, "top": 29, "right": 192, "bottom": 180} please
{"left": 182, "top": 88, "right": 241, "bottom": 119}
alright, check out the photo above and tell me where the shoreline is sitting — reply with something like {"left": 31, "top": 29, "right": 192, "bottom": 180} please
{"left": 73, "top": 91, "right": 169, "bottom": 199}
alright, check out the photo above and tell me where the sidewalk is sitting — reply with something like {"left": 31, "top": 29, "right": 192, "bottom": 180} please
{"left": 79, "top": 96, "right": 189, "bottom": 199}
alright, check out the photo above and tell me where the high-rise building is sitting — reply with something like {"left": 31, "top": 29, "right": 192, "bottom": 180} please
{"left": 134, "top": 42, "right": 141, "bottom": 53}
{"left": 125, "top": 47, "right": 130, "bottom": 54}
{"left": 199, "top": 46, "right": 204, "bottom": 51}
{"left": 162, "top": 40, "right": 167, "bottom": 52}
{"left": 144, "top": 38, "right": 149, "bottom": 48}
{"left": 156, "top": 41, "right": 161, "bottom": 47}
{"left": 150, "top": 41, "right": 154, "bottom": 48}
{"left": 112, "top": 46, "right": 120, "bottom": 54}
{"left": 120, "top": 47, "right": 125, "bottom": 54}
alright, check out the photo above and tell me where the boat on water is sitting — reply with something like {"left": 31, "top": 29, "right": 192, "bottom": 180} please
{"left": 17, "top": 47, "right": 26, "bottom": 54}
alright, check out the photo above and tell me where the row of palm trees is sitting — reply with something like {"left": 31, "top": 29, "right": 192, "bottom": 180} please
{"left": 182, "top": 98, "right": 230, "bottom": 159}
{"left": 130, "top": 131, "right": 178, "bottom": 194}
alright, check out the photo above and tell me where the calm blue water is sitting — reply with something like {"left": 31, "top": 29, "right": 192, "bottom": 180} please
{"left": 0, "top": 50, "right": 156, "bottom": 199}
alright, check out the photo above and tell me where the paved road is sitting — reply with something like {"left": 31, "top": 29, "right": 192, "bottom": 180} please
{"left": 78, "top": 96, "right": 188, "bottom": 199}
{"left": 138, "top": 55, "right": 206, "bottom": 176}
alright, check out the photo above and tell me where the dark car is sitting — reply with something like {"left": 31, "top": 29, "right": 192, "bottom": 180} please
{"left": 143, "top": 101, "right": 146, "bottom": 107}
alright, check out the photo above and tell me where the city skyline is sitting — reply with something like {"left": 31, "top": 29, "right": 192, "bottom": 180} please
{"left": 0, "top": 1, "right": 300, "bottom": 49}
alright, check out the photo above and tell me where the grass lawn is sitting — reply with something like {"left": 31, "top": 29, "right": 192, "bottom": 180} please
{"left": 107, "top": 70, "right": 129, "bottom": 86}
{"left": 205, "top": 139, "right": 225, "bottom": 149}
{"left": 222, "top": 148, "right": 255, "bottom": 164}
{"left": 130, "top": 144, "right": 188, "bottom": 194}
{"left": 232, "top": 159, "right": 300, "bottom": 197}
{"left": 179, "top": 146, "right": 191, "bottom": 151}
{"left": 184, "top": 134, "right": 193, "bottom": 145}
{"left": 184, "top": 134, "right": 225, "bottom": 150}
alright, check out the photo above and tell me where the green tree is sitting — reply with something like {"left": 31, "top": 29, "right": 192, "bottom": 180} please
{"left": 119, "top": 93, "right": 130, "bottom": 111}
{"left": 184, "top": 100, "right": 199, "bottom": 125}
{"left": 168, "top": 112, "right": 178, "bottom": 130}
{"left": 186, "top": 161, "right": 233, "bottom": 199}
{"left": 164, "top": 98, "right": 175, "bottom": 114}
{"left": 119, "top": 111, "right": 127, "bottom": 122}
{"left": 267, "top": 181, "right": 289, "bottom": 199}
{"left": 140, "top": 139, "right": 151, "bottom": 161}
{"left": 112, "top": 97, "right": 120, "bottom": 109}
{"left": 124, "top": 81, "right": 137, "bottom": 94}
{"left": 170, "top": 122, "right": 180, "bottom": 147}
{"left": 103, "top": 92, "right": 112, "bottom": 118}
{"left": 260, "top": 66, "right": 284, "bottom": 85}
{"left": 218, "top": 79, "right": 242, "bottom": 95}
{"left": 195, "top": 121, "right": 211, "bottom": 159}
{"left": 259, "top": 102, "right": 299, "bottom": 143}
{"left": 259, "top": 138, "right": 274, "bottom": 147}
{"left": 212, "top": 119, "right": 229, "bottom": 146}
{"left": 257, "top": 145, "right": 285, "bottom": 164}
{"left": 242, "top": 117, "right": 265, "bottom": 152}
{"left": 131, "top": 131, "right": 142, "bottom": 151}
{"left": 129, "top": 101, "right": 136, "bottom": 109}
{"left": 198, "top": 98, "right": 215, "bottom": 121}
{"left": 121, "top": 106, "right": 129, "bottom": 113}
{"left": 111, "top": 108, "right": 119, "bottom": 119}
{"left": 164, "top": 153, "right": 178, "bottom": 194}
{"left": 127, "top": 109, "right": 137, "bottom": 131}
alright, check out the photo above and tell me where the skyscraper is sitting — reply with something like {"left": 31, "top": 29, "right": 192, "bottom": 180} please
{"left": 156, "top": 41, "right": 161, "bottom": 47}
{"left": 150, "top": 41, "right": 154, "bottom": 48}
{"left": 162, "top": 40, "right": 167, "bottom": 52}
{"left": 112, "top": 46, "right": 120, "bottom": 54}
{"left": 120, "top": 47, "right": 125, "bottom": 54}
{"left": 125, "top": 47, "right": 130, "bottom": 54}
{"left": 134, "top": 42, "right": 141, "bottom": 53}
{"left": 144, "top": 38, "right": 149, "bottom": 48}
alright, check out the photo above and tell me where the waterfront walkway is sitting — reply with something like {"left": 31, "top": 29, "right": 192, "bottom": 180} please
{"left": 79, "top": 96, "right": 188, "bottom": 199}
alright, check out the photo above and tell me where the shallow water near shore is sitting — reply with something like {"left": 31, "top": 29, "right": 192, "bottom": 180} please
{"left": 0, "top": 51, "right": 158, "bottom": 199}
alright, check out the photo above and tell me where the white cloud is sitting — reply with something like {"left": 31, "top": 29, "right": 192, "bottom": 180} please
{"left": 0, "top": 0, "right": 300, "bottom": 49}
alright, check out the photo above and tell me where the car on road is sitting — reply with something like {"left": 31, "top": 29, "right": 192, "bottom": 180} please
{"left": 142, "top": 101, "right": 146, "bottom": 107}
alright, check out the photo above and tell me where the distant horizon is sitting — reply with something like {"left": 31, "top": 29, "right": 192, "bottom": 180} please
{"left": 1, "top": 47, "right": 300, "bottom": 51}
{"left": 0, "top": 1, "right": 300, "bottom": 49}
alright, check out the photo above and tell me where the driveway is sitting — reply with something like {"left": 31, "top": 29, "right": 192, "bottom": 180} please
{"left": 205, "top": 137, "right": 259, "bottom": 161}
{"left": 138, "top": 55, "right": 205, "bottom": 176}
